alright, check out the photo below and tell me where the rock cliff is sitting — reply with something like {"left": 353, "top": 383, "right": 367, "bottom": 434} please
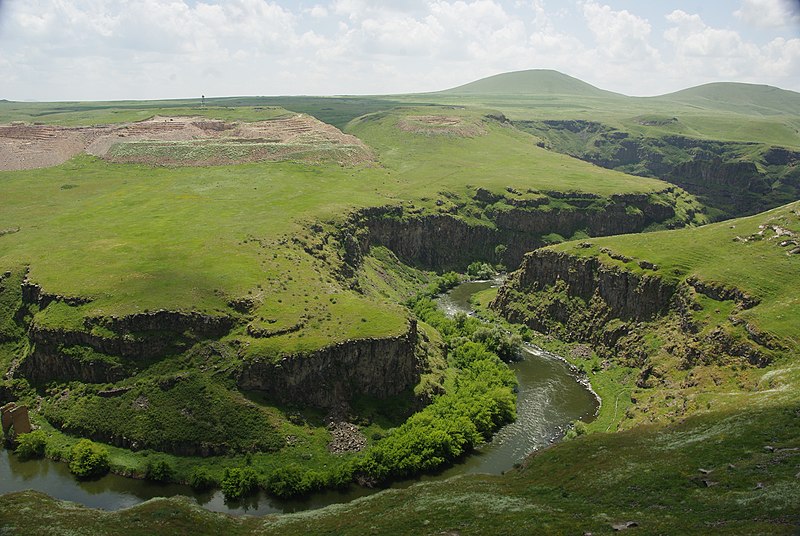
{"left": 20, "top": 306, "right": 235, "bottom": 384}
{"left": 342, "top": 189, "right": 686, "bottom": 273}
{"left": 493, "top": 249, "right": 676, "bottom": 323}
{"left": 238, "top": 320, "right": 420, "bottom": 408}
{"left": 490, "top": 248, "right": 772, "bottom": 368}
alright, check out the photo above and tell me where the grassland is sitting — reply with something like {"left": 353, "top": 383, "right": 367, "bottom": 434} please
{"left": 1, "top": 70, "right": 799, "bottom": 532}
{"left": 0, "top": 94, "right": 687, "bottom": 501}
{"left": 0, "top": 106, "right": 669, "bottom": 324}
{"left": 550, "top": 201, "right": 800, "bottom": 347}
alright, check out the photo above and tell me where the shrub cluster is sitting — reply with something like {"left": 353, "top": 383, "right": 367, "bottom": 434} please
{"left": 14, "top": 430, "right": 47, "bottom": 460}
{"left": 144, "top": 458, "right": 175, "bottom": 482}
{"left": 69, "top": 439, "right": 110, "bottom": 479}
{"left": 467, "top": 261, "right": 495, "bottom": 280}
{"left": 220, "top": 467, "right": 259, "bottom": 500}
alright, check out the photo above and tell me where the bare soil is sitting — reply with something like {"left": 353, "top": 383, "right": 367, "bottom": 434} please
{"left": 0, "top": 114, "right": 373, "bottom": 170}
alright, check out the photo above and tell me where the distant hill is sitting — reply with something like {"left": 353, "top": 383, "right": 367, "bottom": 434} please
{"left": 655, "top": 82, "right": 800, "bottom": 116}
{"left": 440, "top": 69, "right": 622, "bottom": 97}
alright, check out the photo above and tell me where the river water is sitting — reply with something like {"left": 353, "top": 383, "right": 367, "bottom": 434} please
{"left": 0, "top": 279, "right": 598, "bottom": 515}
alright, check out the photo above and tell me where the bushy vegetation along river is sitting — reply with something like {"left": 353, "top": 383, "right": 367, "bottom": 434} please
{"left": 0, "top": 279, "right": 598, "bottom": 515}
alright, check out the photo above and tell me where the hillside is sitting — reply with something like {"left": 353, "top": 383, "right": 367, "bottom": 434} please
{"left": 440, "top": 69, "right": 623, "bottom": 97}
{"left": 1, "top": 71, "right": 799, "bottom": 534}
{"left": 655, "top": 82, "right": 800, "bottom": 116}
{"left": 3, "top": 203, "right": 799, "bottom": 533}
{"left": 0, "top": 101, "right": 701, "bottom": 501}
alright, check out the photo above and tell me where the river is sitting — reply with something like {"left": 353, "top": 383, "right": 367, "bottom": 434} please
{"left": 0, "top": 278, "right": 598, "bottom": 515}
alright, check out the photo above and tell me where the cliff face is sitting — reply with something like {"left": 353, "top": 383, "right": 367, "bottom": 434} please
{"left": 517, "top": 120, "right": 800, "bottom": 219}
{"left": 494, "top": 249, "right": 676, "bottom": 322}
{"left": 238, "top": 320, "right": 420, "bottom": 408}
{"left": 491, "top": 248, "right": 772, "bottom": 368}
{"left": 343, "top": 190, "right": 683, "bottom": 273}
{"left": 20, "top": 310, "right": 235, "bottom": 385}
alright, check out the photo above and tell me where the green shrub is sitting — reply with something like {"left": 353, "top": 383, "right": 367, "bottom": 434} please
{"left": 265, "top": 463, "right": 325, "bottom": 499}
{"left": 189, "top": 467, "right": 217, "bottom": 491}
{"left": 221, "top": 467, "right": 258, "bottom": 501}
{"left": 564, "top": 420, "right": 588, "bottom": 440}
{"left": 69, "top": 439, "right": 110, "bottom": 479}
{"left": 15, "top": 430, "right": 47, "bottom": 460}
{"left": 467, "top": 261, "right": 495, "bottom": 280}
{"left": 144, "top": 458, "right": 175, "bottom": 482}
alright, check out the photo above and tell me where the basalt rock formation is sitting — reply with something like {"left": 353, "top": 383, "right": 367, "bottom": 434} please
{"left": 490, "top": 248, "right": 773, "bottom": 369}
{"left": 238, "top": 320, "right": 420, "bottom": 408}
{"left": 341, "top": 189, "right": 687, "bottom": 273}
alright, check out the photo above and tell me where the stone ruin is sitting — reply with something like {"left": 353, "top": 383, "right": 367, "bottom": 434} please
{"left": 1, "top": 402, "right": 32, "bottom": 439}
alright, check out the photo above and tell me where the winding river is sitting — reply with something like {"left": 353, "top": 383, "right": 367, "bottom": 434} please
{"left": 0, "top": 279, "right": 598, "bottom": 515}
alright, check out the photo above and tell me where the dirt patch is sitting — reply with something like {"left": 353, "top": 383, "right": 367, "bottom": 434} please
{"left": 397, "top": 115, "right": 487, "bottom": 137}
{"left": 0, "top": 124, "right": 105, "bottom": 171}
{"left": 0, "top": 114, "right": 373, "bottom": 170}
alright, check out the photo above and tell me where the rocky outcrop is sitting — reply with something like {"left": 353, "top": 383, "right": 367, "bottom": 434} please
{"left": 19, "top": 308, "right": 235, "bottom": 384}
{"left": 21, "top": 279, "right": 92, "bottom": 309}
{"left": 238, "top": 320, "right": 420, "bottom": 408}
{"left": 342, "top": 191, "right": 682, "bottom": 273}
{"left": 491, "top": 247, "right": 774, "bottom": 368}
{"left": 21, "top": 344, "right": 126, "bottom": 384}
{"left": 686, "top": 277, "right": 760, "bottom": 309}
{"left": 361, "top": 211, "right": 498, "bottom": 271}
{"left": 493, "top": 249, "right": 676, "bottom": 322}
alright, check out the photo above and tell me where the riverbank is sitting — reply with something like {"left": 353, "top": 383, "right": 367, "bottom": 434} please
{"left": 1, "top": 278, "right": 597, "bottom": 514}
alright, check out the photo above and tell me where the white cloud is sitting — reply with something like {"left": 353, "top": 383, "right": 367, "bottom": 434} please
{"left": 664, "top": 9, "right": 800, "bottom": 84}
{"left": 734, "top": 0, "right": 800, "bottom": 29}
{"left": 0, "top": 0, "right": 798, "bottom": 100}
{"left": 582, "top": 1, "right": 659, "bottom": 63}
{"left": 308, "top": 5, "right": 329, "bottom": 18}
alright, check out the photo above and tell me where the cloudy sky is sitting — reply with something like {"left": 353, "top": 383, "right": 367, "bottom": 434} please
{"left": 1, "top": 0, "right": 799, "bottom": 101}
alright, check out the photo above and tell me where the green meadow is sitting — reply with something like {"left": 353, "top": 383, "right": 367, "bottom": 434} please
{"left": 1, "top": 70, "right": 799, "bottom": 533}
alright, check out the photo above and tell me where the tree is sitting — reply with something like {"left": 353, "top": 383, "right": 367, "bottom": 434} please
{"left": 69, "top": 439, "right": 110, "bottom": 479}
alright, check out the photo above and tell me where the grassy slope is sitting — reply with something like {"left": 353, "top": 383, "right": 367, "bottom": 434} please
{"left": 0, "top": 106, "right": 667, "bottom": 331}
{"left": 440, "top": 68, "right": 623, "bottom": 97}
{"left": 550, "top": 201, "right": 800, "bottom": 346}
{"left": 407, "top": 71, "right": 800, "bottom": 148}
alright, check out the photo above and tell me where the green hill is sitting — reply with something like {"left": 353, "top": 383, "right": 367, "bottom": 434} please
{"left": 440, "top": 69, "right": 622, "bottom": 97}
{"left": 655, "top": 82, "right": 800, "bottom": 116}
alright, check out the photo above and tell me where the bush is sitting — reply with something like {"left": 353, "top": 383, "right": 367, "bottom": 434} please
{"left": 15, "top": 430, "right": 47, "bottom": 460}
{"left": 144, "top": 458, "right": 174, "bottom": 482}
{"left": 189, "top": 467, "right": 217, "bottom": 491}
{"left": 265, "top": 464, "right": 324, "bottom": 499}
{"left": 467, "top": 261, "right": 494, "bottom": 280}
{"left": 221, "top": 467, "right": 258, "bottom": 500}
{"left": 564, "top": 420, "right": 588, "bottom": 440}
{"left": 69, "top": 439, "right": 110, "bottom": 479}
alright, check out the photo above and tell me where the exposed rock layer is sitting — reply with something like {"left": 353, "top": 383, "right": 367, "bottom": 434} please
{"left": 344, "top": 190, "right": 681, "bottom": 273}
{"left": 238, "top": 321, "right": 420, "bottom": 408}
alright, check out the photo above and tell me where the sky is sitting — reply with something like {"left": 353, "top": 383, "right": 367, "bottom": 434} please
{"left": 0, "top": 0, "right": 799, "bottom": 101}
